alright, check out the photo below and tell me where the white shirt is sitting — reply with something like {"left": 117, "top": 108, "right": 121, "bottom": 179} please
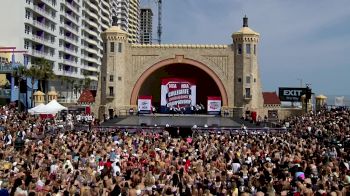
{"left": 112, "top": 162, "right": 121, "bottom": 177}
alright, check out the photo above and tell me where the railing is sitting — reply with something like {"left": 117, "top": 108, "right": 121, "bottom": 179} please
{"left": 87, "top": 75, "right": 98, "bottom": 81}
{"left": 31, "top": 50, "right": 53, "bottom": 59}
{"left": 63, "top": 35, "right": 78, "bottom": 43}
{"left": 32, "top": 35, "right": 55, "bottom": 47}
{"left": 65, "top": 2, "right": 79, "bottom": 14}
{"left": 64, "top": 24, "right": 79, "bottom": 34}
{"left": 33, "top": 5, "right": 54, "bottom": 20}
{"left": 0, "top": 89, "right": 11, "bottom": 98}
{"left": 32, "top": 20, "right": 54, "bottom": 32}
{"left": 64, "top": 13, "right": 79, "bottom": 23}
{"left": 91, "top": 126, "right": 289, "bottom": 134}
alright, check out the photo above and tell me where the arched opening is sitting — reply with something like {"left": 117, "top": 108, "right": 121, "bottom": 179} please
{"left": 139, "top": 63, "right": 221, "bottom": 107}
{"left": 130, "top": 57, "right": 228, "bottom": 108}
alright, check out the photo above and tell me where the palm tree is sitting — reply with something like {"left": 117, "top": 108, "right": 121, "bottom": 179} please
{"left": 31, "top": 57, "right": 55, "bottom": 93}
{"left": 83, "top": 77, "right": 92, "bottom": 89}
{"left": 26, "top": 65, "right": 41, "bottom": 107}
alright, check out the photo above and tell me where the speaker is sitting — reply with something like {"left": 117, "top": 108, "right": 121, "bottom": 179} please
{"left": 140, "top": 123, "right": 147, "bottom": 127}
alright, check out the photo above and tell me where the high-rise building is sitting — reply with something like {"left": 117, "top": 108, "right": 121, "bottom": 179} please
{"left": 128, "top": 0, "right": 140, "bottom": 43}
{"left": 111, "top": 0, "right": 129, "bottom": 32}
{"left": 111, "top": 0, "right": 140, "bottom": 43}
{"left": 0, "top": 0, "right": 113, "bottom": 103}
{"left": 140, "top": 8, "right": 153, "bottom": 44}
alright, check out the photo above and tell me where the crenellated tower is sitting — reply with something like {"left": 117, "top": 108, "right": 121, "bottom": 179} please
{"left": 95, "top": 26, "right": 128, "bottom": 119}
{"left": 232, "top": 16, "right": 263, "bottom": 114}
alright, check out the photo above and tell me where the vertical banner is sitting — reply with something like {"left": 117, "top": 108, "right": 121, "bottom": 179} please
{"left": 160, "top": 78, "right": 196, "bottom": 113}
{"left": 138, "top": 96, "right": 152, "bottom": 114}
{"left": 207, "top": 96, "right": 221, "bottom": 115}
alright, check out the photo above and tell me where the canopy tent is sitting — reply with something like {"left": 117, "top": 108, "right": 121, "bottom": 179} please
{"left": 45, "top": 99, "right": 67, "bottom": 114}
{"left": 28, "top": 103, "right": 48, "bottom": 115}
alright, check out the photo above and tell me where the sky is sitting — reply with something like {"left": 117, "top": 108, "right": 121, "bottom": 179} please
{"left": 142, "top": 0, "right": 350, "bottom": 96}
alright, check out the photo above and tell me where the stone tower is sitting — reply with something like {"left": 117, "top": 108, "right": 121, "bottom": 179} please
{"left": 232, "top": 16, "right": 263, "bottom": 114}
{"left": 95, "top": 26, "right": 128, "bottom": 118}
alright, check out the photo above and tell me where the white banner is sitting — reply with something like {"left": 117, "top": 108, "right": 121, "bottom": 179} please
{"left": 138, "top": 97, "right": 152, "bottom": 112}
{"left": 207, "top": 99, "right": 221, "bottom": 112}
{"left": 160, "top": 78, "right": 196, "bottom": 109}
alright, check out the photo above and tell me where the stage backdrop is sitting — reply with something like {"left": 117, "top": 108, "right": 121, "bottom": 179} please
{"left": 138, "top": 96, "right": 152, "bottom": 114}
{"left": 207, "top": 96, "right": 221, "bottom": 115}
{"left": 160, "top": 78, "right": 196, "bottom": 113}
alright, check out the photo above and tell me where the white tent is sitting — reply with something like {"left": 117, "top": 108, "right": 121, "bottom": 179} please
{"left": 28, "top": 103, "right": 48, "bottom": 114}
{"left": 45, "top": 99, "right": 67, "bottom": 114}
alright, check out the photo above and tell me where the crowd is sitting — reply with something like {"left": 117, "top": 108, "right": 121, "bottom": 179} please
{"left": 0, "top": 103, "right": 350, "bottom": 196}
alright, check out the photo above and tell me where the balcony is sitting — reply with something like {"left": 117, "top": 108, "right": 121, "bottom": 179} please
{"left": 84, "top": 9, "right": 99, "bottom": 21}
{"left": 33, "top": 5, "right": 55, "bottom": 20}
{"left": 42, "top": 0, "right": 56, "bottom": 9}
{"left": 83, "top": 37, "right": 98, "bottom": 46}
{"left": 0, "top": 89, "right": 11, "bottom": 99}
{"left": 100, "top": 0, "right": 110, "bottom": 9}
{"left": 31, "top": 49, "right": 54, "bottom": 59}
{"left": 63, "top": 35, "right": 78, "bottom": 43}
{"left": 32, "top": 20, "right": 55, "bottom": 33}
{"left": 65, "top": 2, "right": 79, "bottom": 14}
{"left": 64, "top": 24, "right": 79, "bottom": 34}
{"left": 85, "top": 0, "right": 99, "bottom": 13}
{"left": 82, "top": 46, "right": 97, "bottom": 54}
{"left": 64, "top": 13, "right": 79, "bottom": 24}
{"left": 61, "top": 59, "right": 78, "bottom": 67}
{"left": 82, "top": 65, "right": 98, "bottom": 72}
{"left": 32, "top": 34, "right": 55, "bottom": 48}
{"left": 83, "top": 18, "right": 99, "bottom": 30}
{"left": 87, "top": 75, "right": 98, "bottom": 81}
{"left": 83, "top": 28, "right": 99, "bottom": 38}
{"left": 58, "top": 69, "right": 81, "bottom": 79}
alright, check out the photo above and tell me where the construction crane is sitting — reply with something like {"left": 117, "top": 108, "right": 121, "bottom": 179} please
{"left": 156, "top": 0, "right": 162, "bottom": 44}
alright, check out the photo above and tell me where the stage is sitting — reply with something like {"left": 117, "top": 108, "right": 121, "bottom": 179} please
{"left": 102, "top": 114, "right": 242, "bottom": 128}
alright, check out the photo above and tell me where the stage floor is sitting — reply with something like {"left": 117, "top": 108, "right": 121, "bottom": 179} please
{"left": 102, "top": 115, "right": 241, "bottom": 128}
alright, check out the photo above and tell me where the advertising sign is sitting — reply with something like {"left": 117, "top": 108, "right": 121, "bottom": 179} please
{"left": 160, "top": 78, "right": 196, "bottom": 112}
{"left": 207, "top": 96, "right": 221, "bottom": 115}
{"left": 279, "top": 87, "right": 307, "bottom": 102}
{"left": 138, "top": 96, "right": 152, "bottom": 114}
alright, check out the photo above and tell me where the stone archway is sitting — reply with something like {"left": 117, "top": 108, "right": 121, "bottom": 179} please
{"left": 130, "top": 56, "right": 229, "bottom": 106}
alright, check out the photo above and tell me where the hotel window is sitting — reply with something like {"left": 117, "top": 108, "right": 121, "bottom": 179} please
{"left": 118, "top": 43, "right": 122, "bottom": 53}
{"left": 24, "top": 41, "right": 29, "bottom": 49}
{"left": 109, "top": 87, "right": 114, "bottom": 96}
{"left": 25, "top": 10, "right": 30, "bottom": 19}
{"left": 246, "top": 44, "right": 251, "bottom": 54}
{"left": 237, "top": 44, "right": 242, "bottom": 55}
{"left": 245, "top": 88, "right": 251, "bottom": 97}
{"left": 110, "top": 42, "right": 115, "bottom": 52}
{"left": 246, "top": 76, "right": 251, "bottom": 84}
{"left": 24, "top": 25, "right": 30, "bottom": 34}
